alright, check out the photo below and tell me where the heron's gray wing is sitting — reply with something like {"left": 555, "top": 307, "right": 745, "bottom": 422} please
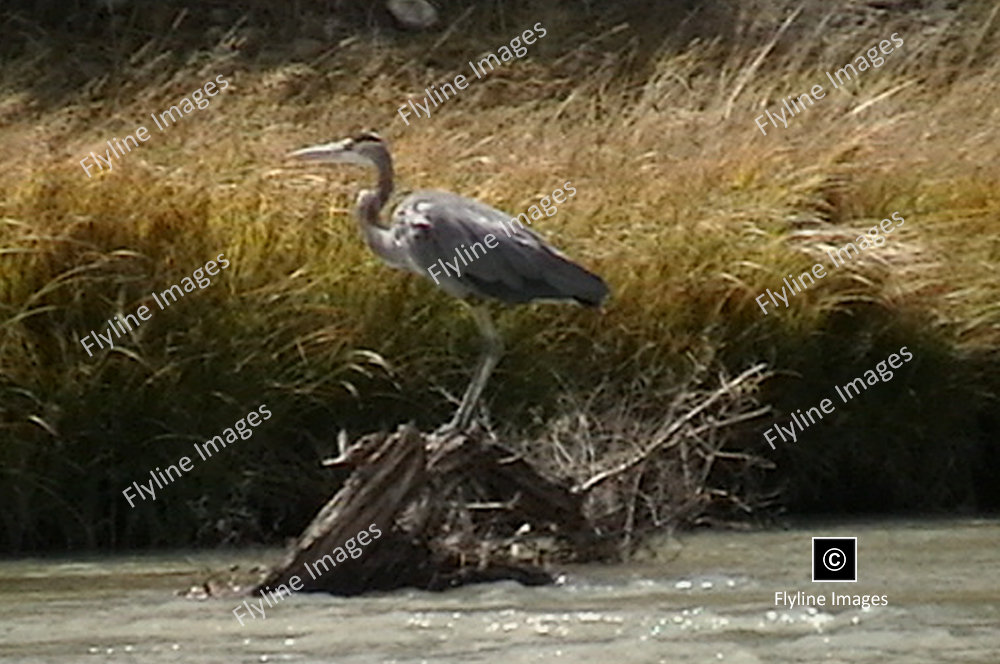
{"left": 391, "top": 191, "right": 609, "bottom": 306}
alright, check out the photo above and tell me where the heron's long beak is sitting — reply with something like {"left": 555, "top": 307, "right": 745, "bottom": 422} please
{"left": 288, "top": 141, "right": 342, "bottom": 160}
{"left": 287, "top": 140, "right": 370, "bottom": 166}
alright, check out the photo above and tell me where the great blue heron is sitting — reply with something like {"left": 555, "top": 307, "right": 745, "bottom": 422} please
{"left": 289, "top": 131, "right": 609, "bottom": 432}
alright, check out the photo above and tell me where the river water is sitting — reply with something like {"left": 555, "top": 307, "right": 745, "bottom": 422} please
{"left": 1, "top": 519, "right": 997, "bottom": 663}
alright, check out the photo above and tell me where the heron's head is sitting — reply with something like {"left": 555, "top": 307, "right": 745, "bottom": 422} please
{"left": 287, "top": 131, "right": 387, "bottom": 168}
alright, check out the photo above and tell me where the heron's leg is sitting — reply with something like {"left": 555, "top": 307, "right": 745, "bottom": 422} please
{"left": 447, "top": 305, "right": 503, "bottom": 432}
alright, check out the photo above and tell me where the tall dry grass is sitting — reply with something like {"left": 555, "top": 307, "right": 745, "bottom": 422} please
{"left": 0, "top": 0, "right": 998, "bottom": 553}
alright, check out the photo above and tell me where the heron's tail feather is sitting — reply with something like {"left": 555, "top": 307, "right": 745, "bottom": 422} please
{"left": 543, "top": 253, "right": 610, "bottom": 307}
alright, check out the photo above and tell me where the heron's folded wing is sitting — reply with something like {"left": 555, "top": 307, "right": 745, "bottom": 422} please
{"left": 394, "top": 192, "right": 608, "bottom": 306}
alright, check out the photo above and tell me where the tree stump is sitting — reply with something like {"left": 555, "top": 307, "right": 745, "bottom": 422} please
{"left": 253, "top": 424, "right": 601, "bottom": 596}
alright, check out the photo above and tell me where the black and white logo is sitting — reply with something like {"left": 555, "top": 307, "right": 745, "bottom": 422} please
{"left": 812, "top": 537, "right": 857, "bottom": 582}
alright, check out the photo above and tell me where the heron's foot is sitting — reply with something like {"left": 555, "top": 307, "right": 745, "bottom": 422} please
{"left": 433, "top": 414, "right": 484, "bottom": 439}
{"left": 435, "top": 399, "right": 476, "bottom": 437}
{"left": 433, "top": 419, "right": 466, "bottom": 439}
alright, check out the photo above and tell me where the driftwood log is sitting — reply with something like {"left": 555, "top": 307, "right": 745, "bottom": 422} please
{"left": 243, "top": 363, "right": 771, "bottom": 597}
{"left": 253, "top": 424, "right": 605, "bottom": 596}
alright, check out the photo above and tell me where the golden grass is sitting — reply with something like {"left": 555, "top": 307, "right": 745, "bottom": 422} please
{"left": 1, "top": 0, "right": 998, "bottom": 551}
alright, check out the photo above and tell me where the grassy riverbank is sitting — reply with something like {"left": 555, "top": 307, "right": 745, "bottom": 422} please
{"left": 1, "top": 0, "right": 998, "bottom": 553}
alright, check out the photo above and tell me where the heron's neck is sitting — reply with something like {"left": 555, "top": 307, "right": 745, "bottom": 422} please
{"left": 355, "top": 146, "right": 408, "bottom": 268}
{"left": 356, "top": 191, "right": 407, "bottom": 268}
{"left": 372, "top": 149, "right": 394, "bottom": 209}
{"left": 357, "top": 192, "right": 385, "bottom": 229}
